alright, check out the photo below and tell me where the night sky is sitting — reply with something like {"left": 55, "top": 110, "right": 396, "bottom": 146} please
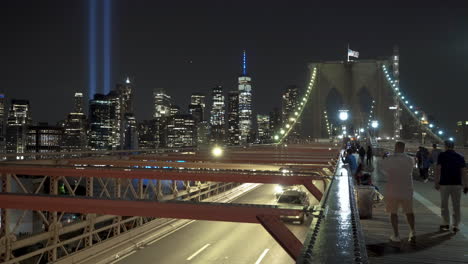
{"left": 1, "top": 1, "right": 467, "bottom": 132}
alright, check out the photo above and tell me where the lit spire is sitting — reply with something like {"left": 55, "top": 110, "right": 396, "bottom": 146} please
{"left": 125, "top": 77, "right": 131, "bottom": 84}
{"left": 242, "top": 50, "right": 247, "bottom": 76}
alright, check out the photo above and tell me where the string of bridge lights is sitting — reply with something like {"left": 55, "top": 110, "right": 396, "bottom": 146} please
{"left": 382, "top": 64, "right": 454, "bottom": 142}
{"left": 274, "top": 67, "right": 318, "bottom": 144}
{"left": 366, "top": 100, "right": 376, "bottom": 130}
{"left": 324, "top": 110, "right": 332, "bottom": 137}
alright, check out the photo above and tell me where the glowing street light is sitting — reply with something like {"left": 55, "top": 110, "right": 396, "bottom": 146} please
{"left": 371, "top": 120, "right": 379, "bottom": 129}
{"left": 438, "top": 130, "right": 443, "bottom": 135}
{"left": 449, "top": 137, "right": 454, "bottom": 141}
{"left": 429, "top": 124, "right": 434, "bottom": 128}
{"left": 211, "top": 146, "right": 223, "bottom": 157}
{"left": 274, "top": 135, "right": 279, "bottom": 141}
{"left": 338, "top": 110, "right": 349, "bottom": 121}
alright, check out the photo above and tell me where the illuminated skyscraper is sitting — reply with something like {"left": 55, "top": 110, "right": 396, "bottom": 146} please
{"left": 153, "top": 88, "right": 172, "bottom": 118}
{"left": 116, "top": 78, "right": 135, "bottom": 149}
{"left": 210, "top": 85, "right": 225, "bottom": 142}
{"left": 170, "top": 105, "right": 181, "bottom": 116}
{"left": 269, "top": 107, "right": 282, "bottom": 133}
{"left": 0, "top": 93, "right": 5, "bottom": 153}
{"left": 257, "top": 114, "right": 271, "bottom": 144}
{"left": 282, "top": 85, "right": 298, "bottom": 121}
{"left": 227, "top": 91, "right": 240, "bottom": 145}
{"left": 166, "top": 114, "right": 196, "bottom": 148}
{"left": 281, "top": 85, "right": 301, "bottom": 142}
{"left": 6, "top": 99, "right": 32, "bottom": 155}
{"left": 123, "top": 113, "right": 138, "bottom": 149}
{"left": 62, "top": 93, "right": 87, "bottom": 151}
{"left": 238, "top": 50, "right": 252, "bottom": 144}
{"left": 26, "top": 123, "right": 63, "bottom": 154}
{"left": 189, "top": 93, "right": 205, "bottom": 123}
{"left": 189, "top": 93, "right": 207, "bottom": 144}
{"left": 88, "top": 94, "right": 112, "bottom": 150}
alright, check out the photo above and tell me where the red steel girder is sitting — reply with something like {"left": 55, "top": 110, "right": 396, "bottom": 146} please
{"left": 257, "top": 214, "right": 303, "bottom": 260}
{"left": 0, "top": 193, "right": 308, "bottom": 261}
{"left": 0, "top": 166, "right": 325, "bottom": 201}
{"left": 0, "top": 193, "right": 303, "bottom": 224}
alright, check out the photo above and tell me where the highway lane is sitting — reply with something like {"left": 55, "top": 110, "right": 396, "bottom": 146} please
{"left": 115, "top": 184, "right": 312, "bottom": 264}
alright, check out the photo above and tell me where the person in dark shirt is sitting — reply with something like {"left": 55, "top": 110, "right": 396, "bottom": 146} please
{"left": 366, "top": 146, "right": 373, "bottom": 165}
{"left": 342, "top": 149, "right": 358, "bottom": 176}
{"left": 358, "top": 146, "right": 366, "bottom": 164}
{"left": 434, "top": 140, "right": 468, "bottom": 233}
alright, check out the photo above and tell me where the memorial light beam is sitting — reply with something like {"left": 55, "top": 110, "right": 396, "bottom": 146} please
{"left": 103, "top": 0, "right": 112, "bottom": 94}
{"left": 88, "top": 0, "right": 97, "bottom": 99}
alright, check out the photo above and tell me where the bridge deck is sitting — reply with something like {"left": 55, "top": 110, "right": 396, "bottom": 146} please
{"left": 361, "top": 158, "right": 468, "bottom": 264}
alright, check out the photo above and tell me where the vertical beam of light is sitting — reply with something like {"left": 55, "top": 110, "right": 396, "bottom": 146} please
{"left": 103, "top": 0, "right": 112, "bottom": 94}
{"left": 242, "top": 50, "right": 247, "bottom": 76}
{"left": 88, "top": 0, "right": 97, "bottom": 99}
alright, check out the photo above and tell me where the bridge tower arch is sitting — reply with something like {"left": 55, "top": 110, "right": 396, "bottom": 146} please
{"left": 303, "top": 59, "right": 395, "bottom": 139}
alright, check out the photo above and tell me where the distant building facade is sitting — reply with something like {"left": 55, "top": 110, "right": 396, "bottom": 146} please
{"left": 166, "top": 114, "right": 196, "bottom": 148}
{"left": 238, "top": 50, "right": 252, "bottom": 144}
{"left": 62, "top": 92, "right": 87, "bottom": 151}
{"left": 6, "top": 99, "right": 32, "bottom": 154}
{"left": 0, "top": 93, "right": 5, "bottom": 153}
{"left": 210, "top": 86, "right": 225, "bottom": 143}
{"left": 227, "top": 91, "right": 240, "bottom": 145}
{"left": 257, "top": 114, "right": 271, "bottom": 143}
{"left": 456, "top": 121, "right": 468, "bottom": 147}
{"left": 153, "top": 88, "right": 172, "bottom": 118}
{"left": 26, "top": 123, "right": 63, "bottom": 153}
{"left": 88, "top": 94, "right": 112, "bottom": 150}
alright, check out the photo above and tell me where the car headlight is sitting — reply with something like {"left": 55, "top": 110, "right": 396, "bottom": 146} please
{"left": 275, "top": 186, "right": 283, "bottom": 193}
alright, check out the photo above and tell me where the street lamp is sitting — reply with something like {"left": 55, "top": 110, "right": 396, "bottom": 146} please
{"left": 338, "top": 110, "right": 349, "bottom": 121}
{"left": 371, "top": 120, "right": 379, "bottom": 137}
{"left": 211, "top": 146, "right": 223, "bottom": 157}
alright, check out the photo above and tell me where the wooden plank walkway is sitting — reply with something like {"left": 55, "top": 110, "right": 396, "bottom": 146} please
{"left": 359, "top": 158, "right": 468, "bottom": 264}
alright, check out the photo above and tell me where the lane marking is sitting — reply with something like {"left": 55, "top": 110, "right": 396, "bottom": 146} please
{"left": 186, "top": 243, "right": 211, "bottom": 261}
{"left": 254, "top": 248, "right": 270, "bottom": 264}
{"left": 414, "top": 191, "right": 468, "bottom": 239}
{"left": 109, "top": 250, "right": 136, "bottom": 264}
{"left": 147, "top": 220, "right": 196, "bottom": 245}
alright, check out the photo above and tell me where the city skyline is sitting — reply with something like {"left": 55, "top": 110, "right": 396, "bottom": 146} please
{"left": 1, "top": 2, "right": 467, "bottom": 132}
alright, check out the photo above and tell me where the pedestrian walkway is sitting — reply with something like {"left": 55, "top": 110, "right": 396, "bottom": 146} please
{"left": 360, "top": 157, "right": 468, "bottom": 264}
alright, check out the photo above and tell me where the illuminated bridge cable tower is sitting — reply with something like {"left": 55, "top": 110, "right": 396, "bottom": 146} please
{"left": 273, "top": 67, "right": 318, "bottom": 144}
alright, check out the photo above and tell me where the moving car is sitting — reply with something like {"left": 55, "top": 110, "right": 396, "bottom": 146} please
{"left": 276, "top": 189, "right": 310, "bottom": 224}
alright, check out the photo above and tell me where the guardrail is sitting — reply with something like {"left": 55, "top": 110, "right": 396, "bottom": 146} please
{"left": 297, "top": 152, "right": 368, "bottom": 264}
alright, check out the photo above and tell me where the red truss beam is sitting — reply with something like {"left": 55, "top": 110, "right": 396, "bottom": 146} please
{"left": 0, "top": 166, "right": 325, "bottom": 201}
{"left": 257, "top": 215, "right": 303, "bottom": 260}
{"left": 0, "top": 193, "right": 304, "bottom": 223}
{"left": 0, "top": 193, "right": 306, "bottom": 261}
{"left": 64, "top": 159, "right": 332, "bottom": 171}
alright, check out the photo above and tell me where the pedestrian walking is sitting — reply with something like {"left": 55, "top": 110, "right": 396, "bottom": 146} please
{"left": 366, "top": 146, "right": 373, "bottom": 166}
{"left": 379, "top": 141, "right": 416, "bottom": 242}
{"left": 416, "top": 146, "right": 430, "bottom": 183}
{"left": 434, "top": 140, "right": 468, "bottom": 233}
{"left": 359, "top": 146, "right": 366, "bottom": 164}
{"left": 429, "top": 143, "right": 442, "bottom": 178}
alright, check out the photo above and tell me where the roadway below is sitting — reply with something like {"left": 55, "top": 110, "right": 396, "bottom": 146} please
{"left": 114, "top": 184, "right": 312, "bottom": 264}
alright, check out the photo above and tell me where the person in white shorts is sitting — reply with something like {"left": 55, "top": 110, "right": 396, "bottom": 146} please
{"left": 379, "top": 141, "right": 416, "bottom": 243}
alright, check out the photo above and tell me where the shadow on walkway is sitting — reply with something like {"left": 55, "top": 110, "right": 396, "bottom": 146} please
{"left": 366, "top": 231, "right": 455, "bottom": 257}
